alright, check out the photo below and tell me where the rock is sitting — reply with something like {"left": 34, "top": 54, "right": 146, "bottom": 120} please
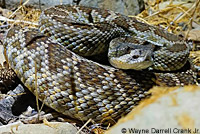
{"left": 106, "top": 86, "right": 200, "bottom": 134}
{"left": 0, "top": 121, "right": 79, "bottom": 134}
{"left": 0, "top": 84, "right": 25, "bottom": 124}
{"left": 79, "top": 0, "right": 144, "bottom": 15}
{"left": 6, "top": 0, "right": 144, "bottom": 15}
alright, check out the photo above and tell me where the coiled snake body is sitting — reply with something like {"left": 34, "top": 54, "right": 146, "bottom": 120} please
{"left": 3, "top": 5, "right": 198, "bottom": 123}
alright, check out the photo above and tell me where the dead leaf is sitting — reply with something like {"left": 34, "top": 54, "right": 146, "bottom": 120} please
{"left": 187, "top": 29, "right": 200, "bottom": 41}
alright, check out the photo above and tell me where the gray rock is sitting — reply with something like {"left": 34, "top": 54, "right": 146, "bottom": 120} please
{"left": 106, "top": 86, "right": 200, "bottom": 134}
{"left": 6, "top": 0, "right": 144, "bottom": 15}
{"left": 0, "top": 84, "right": 25, "bottom": 124}
{"left": 0, "top": 122, "right": 80, "bottom": 134}
{"left": 79, "top": 0, "right": 144, "bottom": 15}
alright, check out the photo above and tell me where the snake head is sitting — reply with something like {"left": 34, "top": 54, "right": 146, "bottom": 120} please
{"left": 108, "top": 37, "right": 154, "bottom": 70}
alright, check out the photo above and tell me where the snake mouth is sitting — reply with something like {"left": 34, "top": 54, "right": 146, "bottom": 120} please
{"left": 109, "top": 58, "right": 153, "bottom": 70}
{"left": 109, "top": 49, "right": 153, "bottom": 70}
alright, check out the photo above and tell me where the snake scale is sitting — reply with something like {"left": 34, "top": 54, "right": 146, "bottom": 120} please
{"left": 3, "top": 5, "right": 198, "bottom": 123}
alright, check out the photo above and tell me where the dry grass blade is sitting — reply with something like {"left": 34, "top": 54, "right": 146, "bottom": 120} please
{"left": 76, "top": 118, "right": 92, "bottom": 134}
{"left": 34, "top": 60, "right": 47, "bottom": 122}
{"left": 34, "top": 61, "right": 40, "bottom": 122}
{"left": 165, "top": 12, "right": 184, "bottom": 30}
{"left": 0, "top": 16, "right": 38, "bottom": 26}
{"left": 185, "top": 0, "right": 200, "bottom": 39}
{"left": 7, "top": 0, "right": 30, "bottom": 19}
{"left": 176, "top": 0, "right": 199, "bottom": 23}
{"left": 2, "top": 0, "right": 40, "bottom": 28}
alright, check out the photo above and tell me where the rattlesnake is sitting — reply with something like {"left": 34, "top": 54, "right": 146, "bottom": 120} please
{"left": 3, "top": 5, "right": 198, "bottom": 123}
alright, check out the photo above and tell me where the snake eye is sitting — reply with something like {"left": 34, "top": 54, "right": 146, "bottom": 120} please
{"left": 132, "top": 55, "right": 139, "bottom": 59}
